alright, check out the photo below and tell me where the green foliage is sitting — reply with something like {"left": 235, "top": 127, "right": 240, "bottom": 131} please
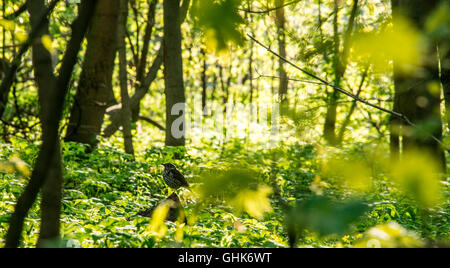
{"left": 197, "top": 167, "right": 273, "bottom": 219}
{"left": 353, "top": 15, "right": 422, "bottom": 74}
{"left": 0, "top": 0, "right": 449, "bottom": 248}
{"left": 391, "top": 151, "right": 443, "bottom": 209}
{"left": 191, "top": 0, "right": 244, "bottom": 51}
{"left": 426, "top": 1, "right": 450, "bottom": 41}
{"left": 288, "top": 195, "right": 369, "bottom": 237}
{"left": 355, "top": 222, "right": 424, "bottom": 248}
{"left": 1, "top": 138, "right": 449, "bottom": 248}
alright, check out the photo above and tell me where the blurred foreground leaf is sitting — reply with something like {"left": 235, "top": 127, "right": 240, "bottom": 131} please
{"left": 354, "top": 222, "right": 424, "bottom": 248}
{"left": 191, "top": 0, "right": 244, "bottom": 52}
{"left": 288, "top": 196, "right": 369, "bottom": 237}
{"left": 198, "top": 168, "right": 273, "bottom": 219}
{"left": 353, "top": 15, "right": 422, "bottom": 74}
{"left": 391, "top": 151, "right": 443, "bottom": 209}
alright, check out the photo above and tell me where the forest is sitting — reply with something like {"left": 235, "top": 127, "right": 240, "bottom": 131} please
{"left": 0, "top": 0, "right": 449, "bottom": 248}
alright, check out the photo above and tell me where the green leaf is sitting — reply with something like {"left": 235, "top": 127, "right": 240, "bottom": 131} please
{"left": 191, "top": 0, "right": 244, "bottom": 51}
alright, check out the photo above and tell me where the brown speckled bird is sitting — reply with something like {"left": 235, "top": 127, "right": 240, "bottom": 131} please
{"left": 161, "top": 163, "right": 190, "bottom": 190}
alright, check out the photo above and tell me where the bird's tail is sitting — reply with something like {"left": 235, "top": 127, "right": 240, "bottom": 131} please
{"left": 183, "top": 185, "right": 193, "bottom": 193}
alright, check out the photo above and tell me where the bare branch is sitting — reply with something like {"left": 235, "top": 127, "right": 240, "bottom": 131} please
{"left": 138, "top": 115, "right": 165, "bottom": 131}
{"left": 0, "top": 0, "right": 61, "bottom": 118}
{"left": 247, "top": 33, "right": 403, "bottom": 118}
{"left": 247, "top": 33, "right": 450, "bottom": 150}
{"left": 240, "top": 0, "right": 301, "bottom": 14}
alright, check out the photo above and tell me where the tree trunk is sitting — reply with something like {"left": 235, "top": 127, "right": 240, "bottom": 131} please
{"left": 336, "top": 65, "right": 369, "bottom": 144}
{"left": 36, "top": 140, "right": 62, "bottom": 247}
{"left": 132, "top": 0, "right": 157, "bottom": 121}
{"left": 102, "top": 0, "right": 190, "bottom": 138}
{"left": 323, "top": 0, "right": 341, "bottom": 145}
{"left": 247, "top": 0, "right": 254, "bottom": 105}
{"left": 65, "top": 0, "right": 120, "bottom": 147}
{"left": 118, "top": 0, "right": 134, "bottom": 156}
{"left": 441, "top": 40, "right": 450, "bottom": 130}
{"left": 136, "top": 0, "right": 157, "bottom": 83}
{"left": 389, "top": 0, "right": 402, "bottom": 161}
{"left": 163, "top": 0, "right": 185, "bottom": 146}
{"left": 323, "top": 0, "right": 358, "bottom": 145}
{"left": 275, "top": 0, "right": 288, "bottom": 105}
{"left": 392, "top": 0, "right": 445, "bottom": 169}
{"left": 390, "top": 79, "right": 401, "bottom": 161}
{"left": 5, "top": 0, "right": 96, "bottom": 248}
{"left": 201, "top": 48, "right": 207, "bottom": 115}
{"left": 26, "top": 0, "right": 63, "bottom": 247}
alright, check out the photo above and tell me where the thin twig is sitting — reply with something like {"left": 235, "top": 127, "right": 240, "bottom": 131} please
{"left": 253, "top": 71, "right": 324, "bottom": 86}
{"left": 0, "top": 0, "right": 61, "bottom": 118}
{"left": 138, "top": 115, "right": 165, "bottom": 131}
{"left": 4, "top": 2, "right": 27, "bottom": 20}
{"left": 247, "top": 33, "right": 403, "bottom": 118}
{"left": 247, "top": 33, "right": 449, "bottom": 150}
{"left": 240, "top": 0, "right": 301, "bottom": 14}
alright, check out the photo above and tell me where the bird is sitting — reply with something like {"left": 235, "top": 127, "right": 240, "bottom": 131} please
{"left": 161, "top": 163, "right": 191, "bottom": 190}
{"left": 135, "top": 193, "right": 186, "bottom": 223}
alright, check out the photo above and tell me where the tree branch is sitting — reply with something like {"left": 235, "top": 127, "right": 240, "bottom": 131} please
{"left": 247, "top": 33, "right": 449, "bottom": 150}
{"left": 240, "top": 0, "right": 300, "bottom": 14}
{"left": 4, "top": 1, "right": 28, "bottom": 20}
{"left": 138, "top": 115, "right": 165, "bottom": 131}
{"left": 0, "top": 0, "right": 60, "bottom": 119}
{"left": 247, "top": 33, "right": 403, "bottom": 118}
{"left": 4, "top": 0, "right": 96, "bottom": 248}
{"left": 102, "top": 0, "right": 191, "bottom": 137}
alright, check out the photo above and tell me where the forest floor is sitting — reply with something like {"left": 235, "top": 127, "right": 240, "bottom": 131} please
{"left": 0, "top": 137, "right": 449, "bottom": 248}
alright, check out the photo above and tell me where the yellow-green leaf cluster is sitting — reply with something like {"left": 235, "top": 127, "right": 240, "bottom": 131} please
{"left": 353, "top": 16, "right": 422, "bottom": 74}
{"left": 355, "top": 222, "right": 424, "bottom": 248}
{"left": 390, "top": 151, "right": 442, "bottom": 208}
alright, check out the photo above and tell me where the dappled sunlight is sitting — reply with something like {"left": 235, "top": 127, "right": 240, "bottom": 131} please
{"left": 0, "top": 0, "right": 449, "bottom": 250}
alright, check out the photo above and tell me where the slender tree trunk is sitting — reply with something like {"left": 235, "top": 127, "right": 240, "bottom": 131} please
{"left": 247, "top": 0, "right": 254, "bottom": 105}
{"left": 5, "top": 0, "right": 96, "bottom": 248}
{"left": 441, "top": 42, "right": 450, "bottom": 130}
{"left": 389, "top": 0, "right": 401, "bottom": 161}
{"left": 336, "top": 65, "right": 369, "bottom": 144}
{"left": 37, "top": 140, "right": 62, "bottom": 247}
{"left": 117, "top": 0, "right": 134, "bottom": 156}
{"left": 26, "top": 0, "right": 63, "bottom": 247}
{"left": 102, "top": 0, "right": 190, "bottom": 138}
{"left": 136, "top": 0, "right": 157, "bottom": 83}
{"left": 275, "top": 0, "right": 288, "bottom": 105}
{"left": 323, "top": 0, "right": 358, "bottom": 145}
{"left": 218, "top": 63, "right": 231, "bottom": 139}
{"left": 201, "top": 48, "right": 207, "bottom": 115}
{"left": 65, "top": 0, "right": 120, "bottom": 147}
{"left": 323, "top": 0, "right": 341, "bottom": 145}
{"left": 317, "top": 0, "right": 329, "bottom": 63}
{"left": 2, "top": 1, "right": 5, "bottom": 61}
{"left": 132, "top": 0, "right": 157, "bottom": 121}
{"left": 390, "top": 79, "right": 401, "bottom": 160}
{"left": 104, "top": 47, "right": 163, "bottom": 137}
{"left": 0, "top": 0, "right": 6, "bottom": 116}
{"left": 163, "top": 0, "right": 185, "bottom": 146}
